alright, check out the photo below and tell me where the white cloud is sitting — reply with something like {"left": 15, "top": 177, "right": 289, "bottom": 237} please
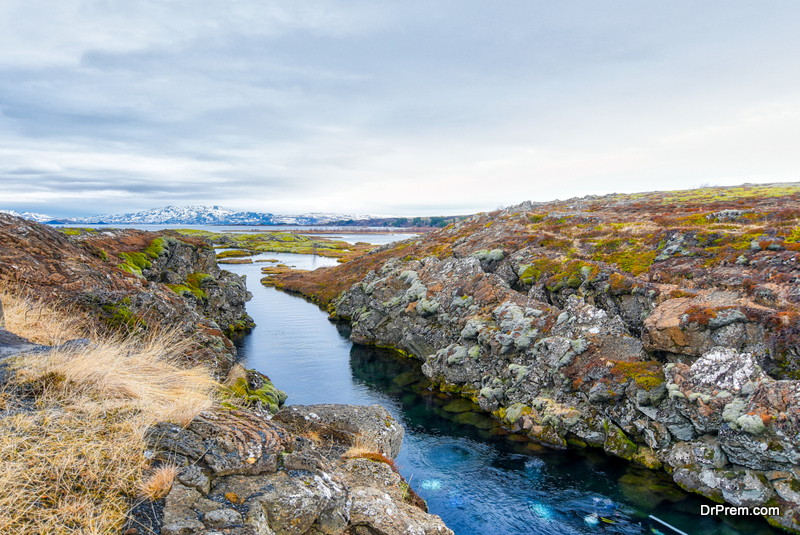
{"left": 1, "top": 1, "right": 799, "bottom": 216}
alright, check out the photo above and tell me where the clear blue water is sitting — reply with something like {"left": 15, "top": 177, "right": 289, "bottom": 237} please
{"left": 225, "top": 253, "right": 780, "bottom": 535}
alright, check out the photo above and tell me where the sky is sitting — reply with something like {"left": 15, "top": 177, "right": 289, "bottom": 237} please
{"left": 1, "top": 1, "right": 799, "bottom": 217}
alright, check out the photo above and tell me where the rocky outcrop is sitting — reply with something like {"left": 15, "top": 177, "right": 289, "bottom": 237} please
{"left": 268, "top": 184, "right": 800, "bottom": 531}
{"left": 0, "top": 214, "right": 252, "bottom": 373}
{"left": 74, "top": 228, "right": 255, "bottom": 335}
{"left": 147, "top": 404, "right": 452, "bottom": 535}
{"left": 336, "top": 262, "right": 800, "bottom": 530}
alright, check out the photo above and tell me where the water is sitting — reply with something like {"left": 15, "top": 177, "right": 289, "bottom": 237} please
{"left": 47, "top": 222, "right": 419, "bottom": 243}
{"left": 225, "top": 250, "right": 780, "bottom": 535}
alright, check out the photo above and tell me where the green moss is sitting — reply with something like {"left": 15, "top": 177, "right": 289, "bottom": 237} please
{"left": 518, "top": 258, "right": 562, "bottom": 285}
{"left": 118, "top": 262, "right": 143, "bottom": 277}
{"left": 543, "top": 259, "right": 596, "bottom": 291}
{"left": 117, "top": 252, "right": 152, "bottom": 278}
{"left": 226, "top": 374, "right": 287, "bottom": 414}
{"left": 97, "top": 250, "right": 108, "bottom": 262}
{"left": 603, "top": 421, "right": 638, "bottom": 460}
{"left": 216, "top": 249, "right": 252, "bottom": 259}
{"left": 144, "top": 237, "right": 170, "bottom": 259}
{"left": 186, "top": 272, "right": 214, "bottom": 288}
{"left": 101, "top": 297, "right": 146, "bottom": 332}
{"left": 611, "top": 361, "right": 665, "bottom": 391}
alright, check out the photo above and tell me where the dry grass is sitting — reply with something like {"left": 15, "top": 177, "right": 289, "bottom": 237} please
{"left": 0, "top": 287, "right": 218, "bottom": 534}
{"left": 342, "top": 432, "right": 383, "bottom": 459}
{"left": 136, "top": 465, "right": 179, "bottom": 501}
{"left": 0, "top": 287, "right": 85, "bottom": 345}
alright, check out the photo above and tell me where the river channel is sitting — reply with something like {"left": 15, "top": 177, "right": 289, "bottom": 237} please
{"left": 225, "top": 250, "right": 779, "bottom": 535}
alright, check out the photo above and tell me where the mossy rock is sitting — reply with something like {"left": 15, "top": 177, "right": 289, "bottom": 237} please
{"left": 603, "top": 421, "right": 638, "bottom": 461}
{"left": 144, "top": 236, "right": 173, "bottom": 259}
{"left": 504, "top": 402, "right": 532, "bottom": 424}
{"left": 101, "top": 297, "right": 147, "bottom": 332}
{"left": 453, "top": 411, "right": 497, "bottom": 429}
{"left": 632, "top": 445, "right": 662, "bottom": 470}
{"left": 224, "top": 365, "right": 287, "bottom": 414}
{"left": 442, "top": 398, "right": 479, "bottom": 413}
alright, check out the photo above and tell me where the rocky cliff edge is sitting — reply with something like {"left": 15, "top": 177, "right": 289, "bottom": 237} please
{"left": 268, "top": 183, "right": 800, "bottom": 532}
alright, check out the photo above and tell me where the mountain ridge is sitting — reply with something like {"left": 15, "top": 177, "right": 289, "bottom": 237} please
{"left": 0, "top": 205, "right": 377, "bottom": 226}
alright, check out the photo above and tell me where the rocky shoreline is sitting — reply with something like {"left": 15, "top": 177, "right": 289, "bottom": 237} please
{"left": 0, "top": 212, "right": 454, "bottom": 534}
{"left": 268, "top": 184, "right": 800, "bottom": 532}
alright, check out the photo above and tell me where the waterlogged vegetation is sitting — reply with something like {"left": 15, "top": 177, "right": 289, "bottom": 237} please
{"left": 174, "top": 229, "right": 375, "bottom": 262}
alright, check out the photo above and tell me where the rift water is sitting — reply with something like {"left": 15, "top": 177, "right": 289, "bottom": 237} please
{"left": 227, "top": 251, "right": 779, "bottom": 535}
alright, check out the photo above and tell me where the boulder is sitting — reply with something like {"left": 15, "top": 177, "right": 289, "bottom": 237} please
{"left": 273, "top": 404, "right": 404, "bottom": 459}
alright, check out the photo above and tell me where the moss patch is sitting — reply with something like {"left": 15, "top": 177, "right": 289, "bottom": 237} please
{"left": 117, "top": 252, "right": 152, "bottom": 278}
{"left": 610, "top": 361, "right": 665, "bottom": 391}
{"left": 225, "top": 372, "right": 287, "bottom": 414}
{"left": 101, "top": 297, "right": 146, "bottom": 332}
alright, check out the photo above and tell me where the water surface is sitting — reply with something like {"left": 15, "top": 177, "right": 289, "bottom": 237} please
{"left": 226, "top": 250, "right": 779, "bottom": 535}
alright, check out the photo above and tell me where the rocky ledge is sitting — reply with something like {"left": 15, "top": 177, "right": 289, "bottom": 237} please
{"left": 0, "top": 214, "right": 254, "bottom": 374}
{"left": 147, "top": 404, "right": 452, "bottom": 535}
{"left": 268, "top": 183, "right": 800, "bottom": 532}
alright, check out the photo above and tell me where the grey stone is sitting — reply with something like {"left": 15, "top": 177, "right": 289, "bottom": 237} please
{"left": 204, "top": 508, "right": 243, "bottom": 528}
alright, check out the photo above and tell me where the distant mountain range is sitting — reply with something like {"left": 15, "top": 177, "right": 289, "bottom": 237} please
{"left": 0, "top": 206, "right": 377, "bottom": 226}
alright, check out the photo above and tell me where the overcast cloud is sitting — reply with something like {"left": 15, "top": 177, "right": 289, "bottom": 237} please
{"left": 1, "top": 1, "right": 799, "bottom": 217}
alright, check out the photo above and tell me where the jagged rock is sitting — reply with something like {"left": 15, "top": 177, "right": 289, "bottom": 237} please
{"left": 152, "top": 404, "right": 449, "bottom": 535}
{"left": 642, "top": 292, "right": 768, "bottom": 357}
{"left": 147, "top": 408, "right": 289, "bottom": 475}
{"left": 324, "top": 256, "right": 800, "bottom": 528}
{"left": 273, "top": 404, "right": 404, "bottom": 459}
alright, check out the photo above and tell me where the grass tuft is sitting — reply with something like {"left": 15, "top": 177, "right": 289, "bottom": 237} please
{"left": 136, "top": 465, "right": 179, "bottom": 501}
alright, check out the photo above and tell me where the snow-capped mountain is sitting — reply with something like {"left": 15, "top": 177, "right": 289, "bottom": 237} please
{"left": 0, "top": 209, "right": 56, "bottom": 223}
{"left": 1, "top": 206, "right": 376, "bottom": 226}
{"left": 77, "top": 205, "right": 274, "bottom": 225}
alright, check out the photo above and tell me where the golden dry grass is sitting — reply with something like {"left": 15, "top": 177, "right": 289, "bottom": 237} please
{"left": 342, "top": 432, "right": 382, "bottom": 459}
{"left": 0, "top": 287, "right": 218, "bottom": 534}
{"left": 0, "top": 287, "right": 85, "bottom": 345}
{"left": 136, "top": 465, "right": 179, "bottom": 501}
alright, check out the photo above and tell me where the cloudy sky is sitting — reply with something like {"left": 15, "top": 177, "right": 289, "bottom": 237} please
{"left": 1, "top": 1, "right": 799, "bottom": 217}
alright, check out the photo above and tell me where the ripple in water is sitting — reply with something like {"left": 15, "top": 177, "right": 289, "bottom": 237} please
{"left": 415, "top": 438, "right": 494, "bottom": 472}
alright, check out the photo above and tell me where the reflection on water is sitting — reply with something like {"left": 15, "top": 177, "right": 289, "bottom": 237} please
{"left": 229, "top": 261, "right": 780, "bottom": 535}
